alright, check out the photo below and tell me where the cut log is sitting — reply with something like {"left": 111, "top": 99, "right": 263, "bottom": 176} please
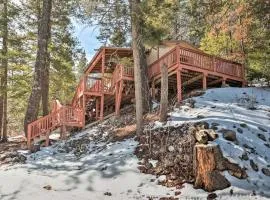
{"left": 193, "top": 143, "right": 230, "bottom": 192}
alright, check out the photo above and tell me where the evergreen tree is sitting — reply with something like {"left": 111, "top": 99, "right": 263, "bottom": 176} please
{"left": 76, "top": 50, "right": 88, "bottom": 80}
{"left": 24, "top": 0, "right": 52, "bottom": 135}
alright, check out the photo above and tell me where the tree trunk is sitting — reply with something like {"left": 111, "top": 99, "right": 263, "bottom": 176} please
{"left": 1, "top": 0, "right": 8, "bottom": 142}
{"left": 129, "top": 0, "right": 151, "bottom": 135}
{"left": 159, "top": 63, "right": 168, "bottom": 122}
{"left": 41, "top": 0, "right": 50, "bottom": 116}
{"left": 24, "top": 0, "right": 52, "bottom": 136}
{"left": 41, "top": 48, "right": 50, "bottom": 116}
{"left": 0, "top": 97, "right": 3, "bottom": 141}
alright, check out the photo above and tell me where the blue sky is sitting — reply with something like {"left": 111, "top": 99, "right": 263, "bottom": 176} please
{"left": 72, "top": 19, "right": 101, "bottom": 61}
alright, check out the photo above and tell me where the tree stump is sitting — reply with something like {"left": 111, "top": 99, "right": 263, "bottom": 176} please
{"left": 193, "top": 143, "right": 230, "bottom": 192}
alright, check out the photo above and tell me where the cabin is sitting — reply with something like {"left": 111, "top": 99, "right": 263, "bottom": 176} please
{"left": 27, "top": 41, "right": 245, "bottom": 148}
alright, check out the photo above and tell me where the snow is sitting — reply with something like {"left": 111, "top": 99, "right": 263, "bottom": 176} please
{"left": 169, "top": 87, "right": 270, "bottom": 198}
{"left": 1, "top": 87, "right": 270, "bottom": 199}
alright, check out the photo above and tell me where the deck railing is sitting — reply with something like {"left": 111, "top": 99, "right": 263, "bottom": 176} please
{"left": 122, "top": 65, "right": 134, "bottom": 77}
{"left": 27, "top": 106, "right": 84, "bottom": 146}
{"left": 148, "top": 48, "right": 177, "bottom": 78}
{"left": 60, "top": 106, "right": 84, "bottom": 125}
{"left": 113, "top": 64, "right": 134, "bottom": 84}
{"left": 103, "top": 76, "right": 114, "bottom": 93}
{"left": 148, "top": 45, "right": 244, "bottom": 79}
{"left": 72, "top": 77, "right": 85, "bottom": 106}
{"left": 87, "top": 79, "right": 102, "bottom": 93}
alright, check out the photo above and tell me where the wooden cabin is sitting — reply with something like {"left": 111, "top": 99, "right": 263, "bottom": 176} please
{"left": 27, "top": 41, "right": 245, "bottom": 148}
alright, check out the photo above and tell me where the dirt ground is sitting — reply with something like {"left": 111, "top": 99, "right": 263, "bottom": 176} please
{"left": 0, "top": 136, "right": 27, "bottom": 165}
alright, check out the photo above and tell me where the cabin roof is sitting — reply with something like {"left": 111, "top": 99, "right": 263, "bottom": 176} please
{"left": 159, "top": 40, "right": 204, "bottom": 53}
{"left": 84, "top": 47, "right": 133, "bottom": 74}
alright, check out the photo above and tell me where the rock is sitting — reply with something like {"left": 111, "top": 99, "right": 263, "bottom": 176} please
{"left": 262, "top": 168, "right": 270, "bottom": 176}
{"left": 240, "top": 123, "right": 247, "bottom": 128}
{"left": 225, "top": 159, "right": 248, "bottom": 179}
{"left": 264, "top": 143, "right": 270, "bottom": 148}
{"left": 159, "top": 197, "right": 178, "bottom": 200}
{"left": 207, "top": 193, "right": 217, "bottom": 200}
{"left": 237, "top": 128, "right": 243, "bottom": 134}
{"left": 257, "top": 133, "right": 266, "bottom": 141}
{"left": 168, "top": 146, "right": 174, "bottom": 152}
{"left": 100, "top": 166, "right": 107, "bottom": 171}
{"left": 258, "top": 126, "right": 268, "bottom": 132}
{"left": 211, "top": 126, "right": 218, "bottom": 131}
{"left": 31, "top": 144, "right": 41, "bottom": 153}
{"left": 228, "top": 167, "right": 248, "bottom": 179}
{"left": 222, "top": 130, "right": 236, "bottom": 142}
{"left": 158, "top": 175, "right": 167, "bottom": 184}
{"left": 175, "top": 191, "right": 181, "bottom": 196}
{"left": 240, "top": 152, "right": 249, "bottom": 161}
{"left": 145, "top": 162, "right": 153, "bottom": 169}
{"left": 194, "top": 121, "right": 209, "bottom": 130}
{"left": 195, "top": 130, "right": 208, "bottom": 144}
{"left": 197, "top": 115, "right": 205, "bottom": 119}
{"left": 250, "top": 160, "right": 259, "bottom": 172}
{"left": 43, "top": 185, "right": 52, "bottom": 190}
{"left": 204, "top": 171, "right": 231, "bottom": 192}
{"left": 185, "top": 98, "right": 196, "bottom": 108}
{"left": 104, "top": 192, "right": 112, "bottom": 196}
{"left": 205, "top": 129, "right": 218, "bottom": 141}
{"left": 211, "top": 122, "right": 219, "bottom": 127}
{"left": 243, "top": 144, "right": 255, "bottom": 153}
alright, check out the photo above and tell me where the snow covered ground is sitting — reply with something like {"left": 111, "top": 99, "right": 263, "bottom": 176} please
{"left": 0, "top": 87, "right": 270, "bottom": 199}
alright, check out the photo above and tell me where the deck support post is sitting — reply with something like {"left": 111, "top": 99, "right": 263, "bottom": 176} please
{"left": 96, "top": 97, "right": 99, "bottom": 120}
{"left": 60, "top": 125, "right": 67, "bottom": 140}
{"left": 45, "top": 131, "right": 50, "bottom": 146}
{"left": 176, "top": 69, "right": 182, "bottom": 102}
{"left": 203, "top": 73, "right": 207, "bottom": 90}
{"left": 151, "top": 80, "right": 156, "bottom": 100}
{"left": 242, "top": 80, "right": 246, "bottom": 87}
{"left": 100, "top": 94, "right": 104, "bottom": 120}
{"left": 115, "top": 80, "right": 123, "bottom": 116}
{"left": 115, "top": 81, "right": 119, "bottom": 115}
{"left": 82, "top": 94, "right": 86, "bottom": 126}
{"left": 222, "top": 78, "right": 226, "bottom": 87}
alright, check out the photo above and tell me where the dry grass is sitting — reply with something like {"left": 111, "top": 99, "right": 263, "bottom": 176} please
{"left": 112, "top": 124, "right": 136, "bottom": 141}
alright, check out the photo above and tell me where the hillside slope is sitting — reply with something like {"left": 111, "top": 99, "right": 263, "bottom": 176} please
{"left": 0, "top": 87, "right": 269, "bottom": 200}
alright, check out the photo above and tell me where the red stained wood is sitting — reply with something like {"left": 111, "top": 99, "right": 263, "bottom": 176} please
{"left": 27, "top": 45, "right": 245, "bottom": 149}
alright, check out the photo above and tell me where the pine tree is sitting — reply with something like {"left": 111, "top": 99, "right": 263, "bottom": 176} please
{"left": 0, "top": 0, "right": 8, "bottom": 142}
{"left": 76, "top": 50, "right": 88, "bottom": 80}
{"left": 24, "top": 0, "right": 52, "bottom": 135}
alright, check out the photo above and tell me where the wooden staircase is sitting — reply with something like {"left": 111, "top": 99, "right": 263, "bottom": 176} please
{"left": 27, "top": 102, "right": 84, "bottom": 149}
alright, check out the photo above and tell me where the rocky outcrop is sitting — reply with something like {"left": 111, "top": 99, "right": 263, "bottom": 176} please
{"left": 135, "top": 122, "right": 247, "bottom": 192}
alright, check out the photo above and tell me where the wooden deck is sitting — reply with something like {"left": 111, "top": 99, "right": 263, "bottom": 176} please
{"left": 27, "top": 45, "right": 245, "bottom": 149}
